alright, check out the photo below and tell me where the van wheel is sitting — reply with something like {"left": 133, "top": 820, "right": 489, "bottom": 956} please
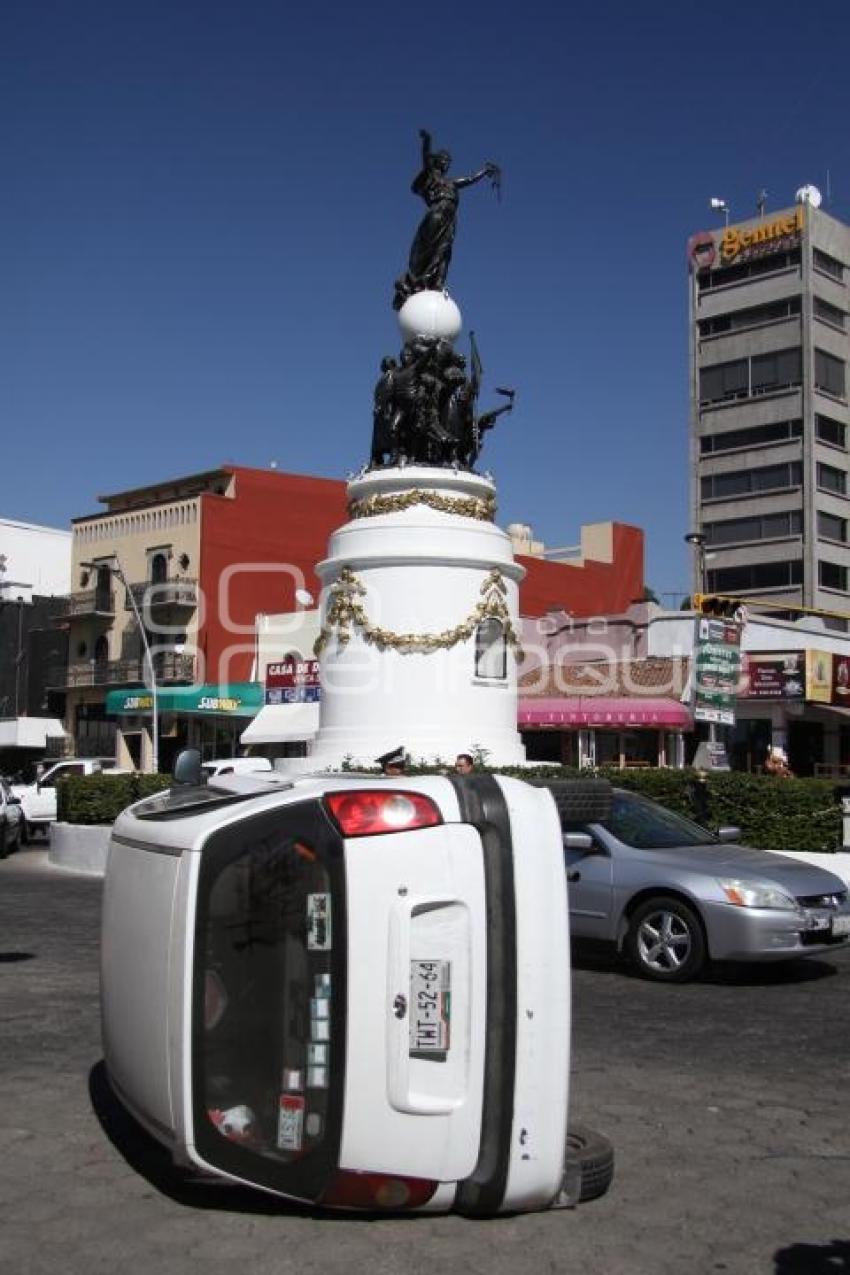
{"left": 565, "top": 1123, "right": 614, "bottom": 1202}
{"left": 625, "top": 895, "right": 706, "bottom": 982}
{"left": 0, "top": 823, "right": 8, "bottom": 859}
{"left": 20, "top": 819, "right": 31, "bottom": 846}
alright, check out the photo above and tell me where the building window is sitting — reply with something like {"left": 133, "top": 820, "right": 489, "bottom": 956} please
{"left": 699, "top": 419, "right": 802, "bottom": 455}
{"left": 699, "top": 358, "right": 748, "bottom": 405}
{"left": 814, "top": 296, "right": 846, "bottom": 331}
{"left": 150, "top": 553, "right": 168, "bottom": 584}
{"left": 813, "top": 247, "right": 845, "bottom": 283}
{"left": 815, "top": 349, "right": 846, "bottom": 399}
{"left": 704, "top": 511, "right": 802, "bottom": 545}
{"left": 817, "top": 511, "right": 847, "bottom": 543}
{"left": 751, "top": 347, "right": 803, "bottom": 395}
{"left": 474, "top": 618, "right": 507, "bottom": 680}
{"left": 701, "top": 462, "right": 803, "bottom": 501}
{"left": 707, "top": 560, "right": 803, "bottom": 592}
{"left": 697, "top": 247, "right": 801, "bottom": 292}
{"left": 698, "top": 296, "right": 801, "bottom": 337}
{"left": 819, "top": 560, "right": 848, "bottom": 592}
{"left": 699, "top": 349, "right": 802, "bottom": 405}
{"left": 815, "top": 415, "right": 847, "bottom": 449}
{"left": 816, "top": 463, "right": 847, "bottom": 496}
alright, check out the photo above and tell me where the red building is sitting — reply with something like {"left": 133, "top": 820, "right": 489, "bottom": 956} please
{"left": 62, "top": 465, "right": 643, "bottom": 767}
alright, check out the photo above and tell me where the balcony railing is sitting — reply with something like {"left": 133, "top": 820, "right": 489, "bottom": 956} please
{"left": 126, "top": 578, "right": 198, "bottom": 611}
{"left": 53, "top": 652, "right": 195, "bottom": 689}
{"left": 51, "top": 589, "right": 116, "bottom": 621}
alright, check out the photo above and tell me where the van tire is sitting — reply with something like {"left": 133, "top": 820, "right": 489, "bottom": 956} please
{"left": 565, "top": 1123, "right": 614, "bottom": 1202}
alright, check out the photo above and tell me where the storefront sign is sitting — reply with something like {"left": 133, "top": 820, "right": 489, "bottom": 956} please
{"left": 265, "top": 659, "right": 321, "bottom": 705}
{"left": 720, "top": 207, "right": 803, "bottom": 262}
{"left": 693, "top": 617, "right": 742, "bottom": 725}
{"left": 806, "top": 650, "right": 833, "bottom": 703}
{"left": 739, "top": 652, "right": 804, "bottom": 700}
{"left": 832, "top": 654, "right": 850, "bottom": 705}
{"left": 106, "top": 683, "right": 262, "bottom": 716}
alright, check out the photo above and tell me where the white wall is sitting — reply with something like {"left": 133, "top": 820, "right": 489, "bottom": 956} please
{"left": 0, "top": 518, "right": 72, "bottom": 602}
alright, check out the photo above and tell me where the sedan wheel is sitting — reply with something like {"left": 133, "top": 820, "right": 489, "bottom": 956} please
{"left": 625, "top": 896, "right": 706, "bottom": 982}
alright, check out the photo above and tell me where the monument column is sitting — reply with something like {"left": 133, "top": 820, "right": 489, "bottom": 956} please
{"left": 304, "top": 130, "right": 526, "bottom": 768}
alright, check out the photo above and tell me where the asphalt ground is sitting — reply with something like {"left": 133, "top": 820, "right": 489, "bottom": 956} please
{"left": 2, "top": 846, "right": 849, "bottom": 1275}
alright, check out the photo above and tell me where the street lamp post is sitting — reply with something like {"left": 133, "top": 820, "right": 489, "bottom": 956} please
{"left": 684, "top": 530, "right": 707, "bottom": 599}
{"left": 82, "top": 557, "right": 159, "bottom": 773}
{"left": 684, "top": 531, "right": 717, "bottom": 749}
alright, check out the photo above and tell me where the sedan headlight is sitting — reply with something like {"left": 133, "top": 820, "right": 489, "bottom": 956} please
{"left": 718, "top": 879, "right": 800, "bottom": 911}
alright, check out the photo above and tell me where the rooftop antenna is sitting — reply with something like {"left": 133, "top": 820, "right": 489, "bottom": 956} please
{"left": 756, "top": 188, "right": 767, "bottom": 217}
{"left": 709, "top": 196, "right": 729, "bottom": 226}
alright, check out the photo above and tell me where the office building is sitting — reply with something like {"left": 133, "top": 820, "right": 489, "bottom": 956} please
{"left": 688, "top": 193, "right": 850, "bottom": 620}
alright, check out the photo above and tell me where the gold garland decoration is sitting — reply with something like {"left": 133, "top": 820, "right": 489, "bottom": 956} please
{"left": 314, "top": 566, "right": 522, "bottom": 658}
{"left": 347, "top": 488, "right": 496, "bottom": 522}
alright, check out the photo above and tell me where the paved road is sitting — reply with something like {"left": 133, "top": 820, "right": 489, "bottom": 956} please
{"left": 2, "top": 848, "right": 849, "bottom": 1275}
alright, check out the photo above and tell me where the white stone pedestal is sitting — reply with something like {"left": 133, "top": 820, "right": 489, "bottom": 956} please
{"left": 306, "top": 465, "right": 527, "bottom": 768}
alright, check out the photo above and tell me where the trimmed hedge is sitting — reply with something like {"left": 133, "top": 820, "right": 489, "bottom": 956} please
{"left": 57, "top": 773, "right": 171, "bottom": 826}
{"left": 56, "top": 764, "right": 843, "bottom": 852}
{"left": 366, "top": 762, "right": 844, "bottom": 854}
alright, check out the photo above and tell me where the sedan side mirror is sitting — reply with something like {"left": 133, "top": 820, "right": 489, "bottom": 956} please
{"left": 716, "top": 825, "right": 741, "bottom": 843}
{"left": 562, "top": 831, "right": 595, "bottom": 852}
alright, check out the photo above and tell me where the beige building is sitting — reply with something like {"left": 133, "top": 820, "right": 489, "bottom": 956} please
{"left": 55, "top": 473, "right": 210, "bottom": 769}
{"left": 688, "top": 195, "right": 850, "bottom": 621}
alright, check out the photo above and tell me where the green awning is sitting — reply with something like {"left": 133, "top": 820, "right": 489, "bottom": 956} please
{"left": 106, "top": 683, "right": 263, "bottom": 717}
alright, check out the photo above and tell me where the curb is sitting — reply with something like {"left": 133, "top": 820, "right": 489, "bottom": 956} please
{"left": 49, "top": 823, "right": 111, "bottom": 876}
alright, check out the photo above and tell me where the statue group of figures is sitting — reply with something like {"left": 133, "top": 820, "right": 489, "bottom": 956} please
{"left": 370, "top": 334, "right": 514, "bottom": 470}
{"left": 368, "top": 129, "right": 511, "bottom": 472}
{"left": 393, "top": 129, "right": 500, "bottom": 313}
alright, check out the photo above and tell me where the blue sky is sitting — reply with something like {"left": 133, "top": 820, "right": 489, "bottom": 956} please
{"left": 4, "top": 0, "right": 850, "bottom": 604}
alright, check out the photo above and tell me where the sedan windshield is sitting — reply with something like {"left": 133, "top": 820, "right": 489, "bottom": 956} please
{"left": 599, "top": 791, "right": 719, "bottom": 850}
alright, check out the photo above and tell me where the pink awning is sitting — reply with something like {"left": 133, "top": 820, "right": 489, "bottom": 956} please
{"left": 518, "top": 696, "right": 692, "bottom": 728}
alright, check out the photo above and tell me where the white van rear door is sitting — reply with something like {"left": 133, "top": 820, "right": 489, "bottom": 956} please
{"left": 341, "top": 822, "right": 486, "bottom": 1182}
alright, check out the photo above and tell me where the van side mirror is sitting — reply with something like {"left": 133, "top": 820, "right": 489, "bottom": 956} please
{"left": 173, "top": 749, "right": 204, "bottom": 787}
{"left": 716, "top": 825, "right": 741, "bottom": 843}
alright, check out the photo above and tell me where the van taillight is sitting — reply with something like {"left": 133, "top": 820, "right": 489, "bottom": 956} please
{"left": 320, "top": 1169, "right": 438, "bottom": 1210}
{"left": 323, "top": 791, "right": 442, "bottom": 837}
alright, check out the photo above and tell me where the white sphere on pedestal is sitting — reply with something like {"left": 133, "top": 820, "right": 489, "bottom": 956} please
{"left": 398, "top": 291, "right": 462, "bottom": 343}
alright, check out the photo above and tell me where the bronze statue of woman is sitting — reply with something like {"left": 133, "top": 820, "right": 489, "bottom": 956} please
{"left": 393, "top": 130, "right": 500, "bottom": 311}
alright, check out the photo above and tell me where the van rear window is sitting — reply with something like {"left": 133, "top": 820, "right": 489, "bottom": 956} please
{"left": 191, "top": 800, "right": 346, "bottom": 1200}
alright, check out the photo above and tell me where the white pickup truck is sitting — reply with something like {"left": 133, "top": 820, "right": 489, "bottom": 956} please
{"left": 12, "top": 758, "right": 122, "bottom": 841}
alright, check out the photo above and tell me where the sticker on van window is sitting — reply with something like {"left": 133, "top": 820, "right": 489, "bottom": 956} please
{"left": 307, "top": 893, "right": 331, "bottom": 950}
{"left": 277, "top": 1094, "right": 305, "bottom": 1151}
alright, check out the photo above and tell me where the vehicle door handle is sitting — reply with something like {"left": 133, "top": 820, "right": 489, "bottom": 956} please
{"left": 567, "top": 870, "right": 581, "bottom": 883}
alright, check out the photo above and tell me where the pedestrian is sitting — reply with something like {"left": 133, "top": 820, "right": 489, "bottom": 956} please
{"left": 764, "top": 747, "right": 793, "bottom": 778}
{"left": 685, "top": 768, "right": 710, "bottom": 827}
{"left": 376, "top": 745, "right": 407, "bottom": 776}
{"left": 454, "top": 752, "right": 474, "bottom": 775}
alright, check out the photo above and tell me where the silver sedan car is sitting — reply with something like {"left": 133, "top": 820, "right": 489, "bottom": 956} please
{"left": 563, "top": 789, "right": 850, "bottom": 982}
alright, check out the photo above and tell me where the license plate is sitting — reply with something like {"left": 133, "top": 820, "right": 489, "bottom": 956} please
{"left": 409, "top": 959, "right": 451, "bottom": 1057}
{"left": 832, "top": 914, "right": 850, "bottom": 937}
